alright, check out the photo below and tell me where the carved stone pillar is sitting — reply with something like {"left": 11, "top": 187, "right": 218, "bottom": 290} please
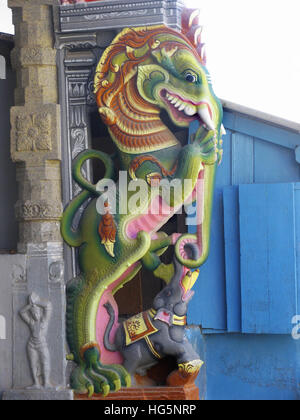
{"left": 3, "top": 0, "right": 72, "bottom": 400}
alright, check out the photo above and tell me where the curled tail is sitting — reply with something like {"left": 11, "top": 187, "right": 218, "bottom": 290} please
{"left": 103, "top": 302, "right": 118, "bottom": 352}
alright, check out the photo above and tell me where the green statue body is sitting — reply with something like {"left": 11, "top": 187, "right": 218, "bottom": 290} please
{"left": 61, "top": 10, "right": 224, "bottom": 397}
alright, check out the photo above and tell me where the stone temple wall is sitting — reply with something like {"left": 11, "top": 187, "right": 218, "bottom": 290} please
{"left": 1, "top": 0, "right": 184, "bottom": 400}
{"left": 2, "top": 0, "right": 71, "bottom": 400}
{"left": 0, "top": 33, "right": 18, "bottom": 400}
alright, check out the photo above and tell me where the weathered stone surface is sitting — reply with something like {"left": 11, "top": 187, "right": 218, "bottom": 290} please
{"left": 3, "top": 0, "right": 71, "bottom": 401}
{"left": 0, "top": 254, "right": 27, "bottom": 400}
{"left": 10, "top": 2, "right": 59, "bottom": 107}
{"left": 8, "top": 0, "right": 59, "bottom": 7}
{"left": 14, "top": 161, "right": 63, "bottom": 251}
{"left": 10, "top": 105, "right": 61, "bottom": 162}
{"left": 3, "top": 390, "right": 73, "bottom": 401}
{"left": 18, "top": 222, "right": 62, "bottom": 252}
{"left": 12, "top": 47, "right": 56, "bottom": 68}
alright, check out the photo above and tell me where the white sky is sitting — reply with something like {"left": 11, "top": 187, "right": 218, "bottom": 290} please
{"left": 186, "top": 0, "right": 300, "bottom": 123}
{"left": 0, "top": 0, "right": 299, "bottom": 123}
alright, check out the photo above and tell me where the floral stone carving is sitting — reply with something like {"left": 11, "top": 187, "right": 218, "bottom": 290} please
{"left": 16, "top": 112, "right": 52, "bottom": 152}
{"left": 15, "top": 200, "right": 62, "bottom": 221}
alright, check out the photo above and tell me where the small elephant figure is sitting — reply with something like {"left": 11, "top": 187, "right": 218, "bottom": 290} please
{"left": 104, "top": 248, "right": 203, "bottom": 382}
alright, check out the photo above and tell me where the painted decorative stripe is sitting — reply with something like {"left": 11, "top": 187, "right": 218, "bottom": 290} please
{"left": 144, "top": 336, "right": 162, "bottom": 359}
{"left": 173, "top": 314, "right": 187, "bottom": 326}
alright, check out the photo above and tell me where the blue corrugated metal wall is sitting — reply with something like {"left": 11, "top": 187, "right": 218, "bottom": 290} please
{"left": 187, "top": 108, "right": 300, "bottom": 400}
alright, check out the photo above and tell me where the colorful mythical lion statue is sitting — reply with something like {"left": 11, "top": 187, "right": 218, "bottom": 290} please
{"left": 61, "top": 9, "right": 224, "bottom": 397}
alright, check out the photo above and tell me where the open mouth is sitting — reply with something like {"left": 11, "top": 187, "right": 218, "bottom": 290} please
{"left": 160, "top": 89, "right": 215, "bottom": 131}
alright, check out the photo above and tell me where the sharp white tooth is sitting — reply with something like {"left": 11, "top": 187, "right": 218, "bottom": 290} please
{"left": 178, "top": 103, "right": 186, "bottom": 111}
{"left": 174, "top": 100, "right": 182, "bottom": 108}
{"left": 198, "top": 106, "right": 215, "bottom": 131}
{"left": 221, "top": 124, "right": 226, "bottom": 135}
{"left": 184, "top": 105, "right": 197, "bottom": 116}
{"left": 171, "top": 98, "right": 177, "bottom": 104}
{"left": 166, "top": 93, "right": 171, "bottom": 99}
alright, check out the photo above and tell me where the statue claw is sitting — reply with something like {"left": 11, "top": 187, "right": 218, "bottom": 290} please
{"left": 113, "top": 379, "right": 121, "bottom": 392}
{"left": 102, "top": 384, "right": 110, "bottom": 398}
{"left": 87, "top": 384, "right": 94, "bottom": 398}
{"left": 70, "top": 344, "right": 130, "bottom": 397}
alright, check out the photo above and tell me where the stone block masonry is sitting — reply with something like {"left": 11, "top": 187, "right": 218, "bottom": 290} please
{"left": 3, "top": 0, "right": 72, "bottom": 400}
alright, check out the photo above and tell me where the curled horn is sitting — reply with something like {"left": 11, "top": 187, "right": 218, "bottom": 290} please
{"left": 181, "top": 8, "right": 206, "bottom": 65}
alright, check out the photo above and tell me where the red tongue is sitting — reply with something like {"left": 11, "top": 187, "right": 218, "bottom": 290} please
{"left": 163, "top": 311, "right": 169, "bottom": 317}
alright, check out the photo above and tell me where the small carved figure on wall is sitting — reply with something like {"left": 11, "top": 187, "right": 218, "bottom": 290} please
{"left": 20, "top": 294, "right": 52, "bottom": 390}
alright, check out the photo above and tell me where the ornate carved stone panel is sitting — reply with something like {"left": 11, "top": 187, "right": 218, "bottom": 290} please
{"left": 16, "top": 113, "right": 52, "bottom": 152}
{"left": 11, "top": 104, "right": 61, "bottom": 164}
{"left": 15, "top": 200, "right": 62, "bottom": 222}
{"left": 59, "top": 0, "right": 184, "bottom": 32}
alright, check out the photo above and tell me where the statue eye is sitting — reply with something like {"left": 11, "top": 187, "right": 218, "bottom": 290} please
{"left": 185, "top": 73, "right": 197, "bottom": 83}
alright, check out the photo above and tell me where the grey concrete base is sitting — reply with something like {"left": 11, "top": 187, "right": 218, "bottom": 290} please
{"left": 2, "top": 389, "right": 73, "bottom": 401}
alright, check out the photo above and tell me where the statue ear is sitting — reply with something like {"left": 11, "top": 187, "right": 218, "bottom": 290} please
{"left": 137, "top": 64, "right": 169, "bottom": 104}
{"left": 137, "top": 64, "right": 169, "bottom": 82}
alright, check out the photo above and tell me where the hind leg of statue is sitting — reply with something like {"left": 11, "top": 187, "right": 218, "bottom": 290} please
{"left": 66, "top": 274, "right": 131, "bottom": 397}
{"left": 80, "top": 345, "right": 131, "bottom": 397}
{"left": 68, "top": 335, "right": 131, "bottom": 398}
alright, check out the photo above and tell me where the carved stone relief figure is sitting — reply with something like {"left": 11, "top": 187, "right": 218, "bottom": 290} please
{"left": 19, "top": 294, "right": 52, "bottom": 390}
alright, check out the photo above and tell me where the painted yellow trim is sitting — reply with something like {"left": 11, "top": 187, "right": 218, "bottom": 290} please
{"left": 145, "top": 336, "right": 162, "bottom": 359}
